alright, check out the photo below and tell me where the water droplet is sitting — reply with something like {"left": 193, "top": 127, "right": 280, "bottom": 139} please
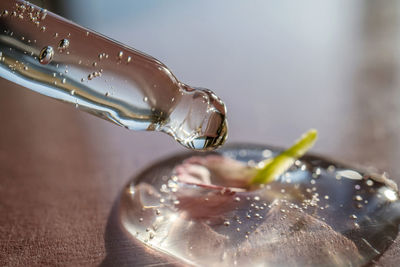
{"left": 139, "top": 217, "right": 143, "bottom": 222}
{"left": 350, "top": 214, "right": 357, "bottom": 220}
{"left": 143, "top": 97, "right": 148, "bottom": 102}
{"left": 92, "top": 62, "right": 97, "bottom": 67}
{"left": 127, "top": 56, "right": 132, "bottom": 63}
{"left": 38, "top": 46, "right": 54, "bottom": 65}
{"left": 86, "top": 31, "right": 89, "bottom": 36}
{"left": 58, "top": 39, "right": 69, "bottom": 52}
{"left": 262, "top": 149, "right": 272, "bottom": 158}
{"left": 354, "top": 195, "right": 363, "bottom": 201}
{"left": 62, "top": 78, "right": 66, "bottom": 84}
{"left": 40, "top": 9, "right": 47, "bottom": 20}
{"left": 326, "top": 165, "right": 336, "bottom": 173}
{"left": 70, "top": 90, "right": 75, "bottom": 95}
{"left": 88, "top": 73, "right": 93, "bottom": 80}
{"left": 224, "top": 221, "right": 230, "bottom": 226}
{"left": 105, "top": 92, "right": 109, "bottom": 97}
{"left": 234, "top": 197, "right": 240, "bottom": 202}
{"left": 40, "top": 26, "right": 46, "bottom": 32}
{"left": 118, "top": 51, "right": 123, "bottom": 59}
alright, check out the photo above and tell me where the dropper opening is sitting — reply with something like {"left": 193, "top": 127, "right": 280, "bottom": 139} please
{"left": 159, "top": 85, "right": 228, "bottom": 151}
{"left": 181, "top": 117, "right": 228, "bottom": 151}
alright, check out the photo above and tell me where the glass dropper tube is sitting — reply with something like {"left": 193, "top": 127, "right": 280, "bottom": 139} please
{"left": 0, "top": 0, "right": 227, "bottom": 150}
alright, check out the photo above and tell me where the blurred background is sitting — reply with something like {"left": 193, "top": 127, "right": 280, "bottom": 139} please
{"left": 26, "top": 0, "right": 400, "bottom": 170}
{"left": 1, "top": 0, "right": 400, "bottom": 265}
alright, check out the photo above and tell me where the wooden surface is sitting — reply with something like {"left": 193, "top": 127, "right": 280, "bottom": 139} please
{"left": 1, "top": 0, "right": 400, "bottom": 266}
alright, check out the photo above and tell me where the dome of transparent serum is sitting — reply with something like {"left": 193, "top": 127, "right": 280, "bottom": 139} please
{"left": 0, "top": 1, "right": 227, "bottom": 150}
{"left": 120, "top": 144, "right": 400, "bottom": 267}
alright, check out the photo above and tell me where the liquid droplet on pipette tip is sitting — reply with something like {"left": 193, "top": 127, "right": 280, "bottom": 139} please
{"left": 38, "top": 46, "right": 54, "bottom": 65}
{"left": 179, "top": 117, "right": 228, "bottom": 151}
{"left": 163, "top": 86, "right": 228, "bottom": 151}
